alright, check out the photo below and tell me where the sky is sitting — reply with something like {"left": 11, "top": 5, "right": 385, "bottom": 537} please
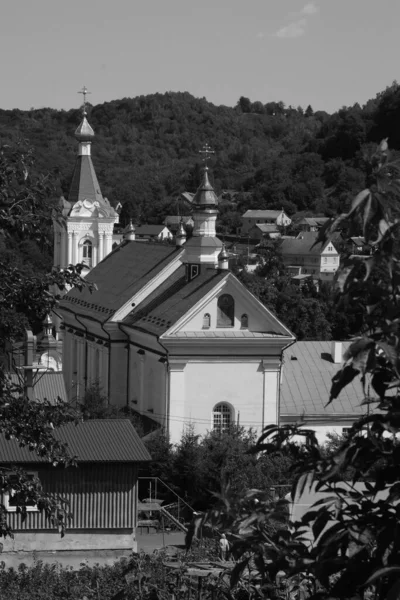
{"left": 1, "top": 0, "right": 399, "bottom": 114}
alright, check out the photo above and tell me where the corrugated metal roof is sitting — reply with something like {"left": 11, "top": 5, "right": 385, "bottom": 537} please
{"left": 0, "top": 419, "right": 152, "bottom": 464}
{"left": 9, "top": 373, "right": 67, "bottom": 403}
{"left": 281, "top": 341, "right": 367, "bottom": 417}
{"left": 61, "top": 242, "right": 182, "bottom": 323}
{"left": 242, "top": 210, "right": 284, "bottom": 219}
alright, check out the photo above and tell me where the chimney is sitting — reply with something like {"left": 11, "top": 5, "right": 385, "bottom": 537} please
{"left": 331, "top": 341, "right": 342, "bottom": 364}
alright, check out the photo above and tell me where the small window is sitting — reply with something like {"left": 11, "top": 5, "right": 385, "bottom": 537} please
{"left": 4, "top": 472, "right": 39, "bottom": 512}
{"left": 82, "top": 240, "right": 93, "bottom": 266}
{"left": 217, "top": 294, "right": 234, "bottom": 327}
{"left": 203, "top": 313, "right": 211, "bottom": 329}
{"left": 324, "top": 257, "right": 327, "bottom": 263}
{"left": 240, "top": 314, "right": 248, "bottom": 329}
{"left": 213, "top": 403, "right": 233, "bottom": 433}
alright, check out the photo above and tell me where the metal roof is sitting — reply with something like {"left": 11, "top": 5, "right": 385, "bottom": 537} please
{"left": 242, "top": 210, "right": 284, "bottom": 219}
{"left": 135, "top": 225, "right": 171, "bottom": 236}
{"left": 61, "top": 242, "right": 182, "bottom": 323}
{"left": 281, "top": 341, "right": 367, "bottom": 418}
{"left": 281, "top": 232, "right": 335, "bottom": 257}
{"left": 0, "top": 419, "right": 151, "bottom": 464}
{"left": 9, "top": 373, "right": 67, "bottom": 403}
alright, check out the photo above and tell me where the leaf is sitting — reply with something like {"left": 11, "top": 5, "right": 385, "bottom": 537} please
{"left": 364, "top": 566, "right": 400, "bottom": 586}
{"left": 230, "top": 558, "right": 249, "bottom": 588}
{"left": 312, "top": 510, "right": 331, "bottom": 540}
{"left": 329, "top": 365, "right": 360, "bottom": 402}
{"left": 387, "top": 579, "right": 400, "bottom": 600}
{"left": 292, "top": 470, "right": 314, "bottom": 501}
{"left": 349, "top": 189, "right": 371, "bottom": 215}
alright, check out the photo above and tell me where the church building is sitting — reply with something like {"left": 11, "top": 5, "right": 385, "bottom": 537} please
{"left": 58, "top": 111, "right": 295, "bottom": 442}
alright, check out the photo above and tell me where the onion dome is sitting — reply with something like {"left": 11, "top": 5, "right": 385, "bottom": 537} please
{"left": 123, "top": 220, "right": 136, "bottom": 241}
{"left": 191, "top": 167, "right": 218, "bottom": 209}
{"left": 177, "top": 219, "right": 186, "bottom": 238}
{"left": 75, "top": 115, "right": 95, "bottom": 142}
{"left": 218, "top": 243, "right": 229, "bottom": 270}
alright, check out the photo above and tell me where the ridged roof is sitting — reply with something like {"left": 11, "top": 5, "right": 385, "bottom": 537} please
{"left": 67, "top": 155, "right": 106, "bottom": 207}
{"left": 242, "top": 210, "right": 284, "bottom": 219}
{"left": 281, "top": 341, "right": 367, "bottom": 417}
{"left": 9, "top": 373, "right": 67, "bottom": 403}
{"left": 0, "top": 419, "right": 151, "bottom": 464}
{"left": 61, "top": 242, "right": 182, "bottom": 323}
{"left": 124, "top": 265, "right": 227, "bottom": 335}
{"left": 192, "top": 168, "right": 218, "bottom": 208}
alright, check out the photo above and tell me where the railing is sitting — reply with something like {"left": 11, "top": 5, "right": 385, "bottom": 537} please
{"left": 138, "top": 477, "right": 194, "bottom": 529}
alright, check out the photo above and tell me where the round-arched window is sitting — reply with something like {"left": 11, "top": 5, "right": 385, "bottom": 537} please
{"left": 213, "top": 403, "right": 233, "bottom": 433}
{"left": 203, "top": 313, "right": 211, "bottom": 329}
{"left": 217, "top": 294, "right": 234, "bottom": 327}
{"left": 241, "top": 314, "right": 249, "bottom": 329}
{"left": 82, "top": 240, "right": 93, "bottom": 266}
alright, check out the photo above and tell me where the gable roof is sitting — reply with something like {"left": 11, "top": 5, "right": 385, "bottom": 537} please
{"left": 281, "top": 232, "right": 335, "bottom": 257}
{"left": 281, "top": 341, "right": 366, "bottom": 418}
{"left": 252, "top": 223, "right": 279, "bottom": 233}
{"left": 242, "top": 210, "right": 284, "bottom": 219}
{"left": 0, "top": 419, "right": 152, "bottom": 464}
{"left": 9, "top": 373, "right": 67, "bottom": 403}
{"left": 297, "top": 217, "right": 329, "bottom": 227}
{"left": 61, "top": 242, "right": 182, "bottom": 323}
{"left": 123, "top": 265, "right": 227, "bottom": 336}
{"left": 164, "top": 216, "right": 194, "bottom": 226}
{"left": 135, "top": 225, "right": 170, "bottom": 236}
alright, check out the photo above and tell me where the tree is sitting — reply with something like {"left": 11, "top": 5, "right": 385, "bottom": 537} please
{"left": 0, "top": 141, "right": 93, "bottom": 538}
{"left": 189, "top": 141, "right": 400, "bottom": 599}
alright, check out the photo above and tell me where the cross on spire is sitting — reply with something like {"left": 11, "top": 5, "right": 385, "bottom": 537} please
{"left": 78, "top": 86, "right": 91, "bottom": 115}
{"left": 199, "top": 143, "right": 215, "bottom": 168}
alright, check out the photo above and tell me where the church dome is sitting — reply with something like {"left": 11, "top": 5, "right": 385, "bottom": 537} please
{"left": 75, "top": 115, "right": 95, "bottom": 142}
{"left": 192, "top": 167, "right": 218, "bottom": 208}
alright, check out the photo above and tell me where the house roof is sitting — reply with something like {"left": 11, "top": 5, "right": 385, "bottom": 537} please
{"left": 9, "top": 373, "right": 67, "bottom": 403}
{"left": 164, "top": 216, "right": 194, "bottom": 225}
{"left": 297, "top": 217, "right": 329, "bottom": 227}
{"left": 181, "top": 192, "right": 195, "bottom": 204}
{"left": 252, "top": 223, "right": 279, "bottom": 233}
{"left": 281, "top": 232, "right": 335, "bottom": 257}
{"left": 0, "top": 419, "right": 152, "bottom": 464}
{"left": 61, "top": 242, "right": 182, "bottom": 323}
{"left": 123, "top": 265, "right": 227, "bottom": 336}
{"left": 281, "top": 341, "right": 367, "bottom": 418}
{"left": 242, "top": 210, "right": 284, "bottom": 219}
{"left": 135, "top": 225, "right": 170, "bottom": 236}
{"left": 350, "top": 236, "right": 367, "bottom": 247}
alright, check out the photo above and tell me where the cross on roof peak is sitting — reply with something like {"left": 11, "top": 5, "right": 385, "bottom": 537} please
{"left": 78, "top": 86, "right": 91, "bottom": 115}
{"left": 199, "top": 143, "right": 215, "bottom": 168}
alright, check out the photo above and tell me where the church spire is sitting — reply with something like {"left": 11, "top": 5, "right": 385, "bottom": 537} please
{"left": 75, "top": 86, "right": 95, "bottom": 156}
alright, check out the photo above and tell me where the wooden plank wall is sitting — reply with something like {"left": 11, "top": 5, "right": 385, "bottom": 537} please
{"left": 3, "top": 464, "right": 137, "bottom": 531}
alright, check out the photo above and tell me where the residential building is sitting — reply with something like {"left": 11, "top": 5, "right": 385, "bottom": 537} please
{"left": 59, "top": 166, "right": 295, "bottom": 443}
{"left": 134, "top": 224, "right": 173, "bottom": 241}
{"left": 280, "top": 232, "right": 340, "bottom": 281}
{"left": 248, "top": 223, "right": 281, "bottom": 241}
{"left": 0, "top": 419, "right": 151, "bottom": 564}
{"left": 240, "top": 209, "right": 291, "bottom": 235}
{"left": 296, "top": 217, "right": 329, "bottom": 232}
{"left": 163, "top": 216, "right": 194, "bottom": 234}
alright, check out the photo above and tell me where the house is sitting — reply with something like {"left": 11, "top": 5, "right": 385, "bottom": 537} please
{"left": 0, "top": 419, "right": 151, "bottom": 563}
{"left": 349, "top": 237, "right": 372, "bottom": 256}
{"left": 280, "top": 341, "right": 368, "bottom": 443}
{"left": 163, "top": 216, "right": 194, "bottom": 234}
{"left": 296, "top": 217, "right": 329, "bottom": 232}
{"left": 248, "top": 223, "right": 281, "bottom": 241}
{"left": 59, "top": 166, "right": 295, "bottom": 444}
{"left": 280, "top": 232, "right": 340, "bottom": 281}
{"left": 240, "top": 209, "right": 291, "bottom": 236}
{"left": 134, "top": 224, "right": 173, "bottom": 241}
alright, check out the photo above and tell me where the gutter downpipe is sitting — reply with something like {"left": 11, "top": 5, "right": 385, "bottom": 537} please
{"left": 157, "top": 336, "right": 170, "bottom": 438}
{"left": 74, "top": 313, "right": 89, "bottom": 395}
{"left": 278, "top": 337, "right": 297, "bottom": 427}
{"left": 118, "top": 323, "right": 132, "bottom": 409}
{"left": 100, "top": 320, "right": 112, "bottom": 402}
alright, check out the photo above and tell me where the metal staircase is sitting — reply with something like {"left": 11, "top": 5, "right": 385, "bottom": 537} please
{"left": 138, "top": 477, "right": 193, "bottom": 534}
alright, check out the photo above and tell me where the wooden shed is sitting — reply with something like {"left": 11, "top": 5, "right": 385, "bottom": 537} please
{"left": 0, "top": 419, "right": 151, "bottom": 562}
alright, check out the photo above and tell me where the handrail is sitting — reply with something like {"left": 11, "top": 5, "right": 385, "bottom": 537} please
{"left": 138, "top": 477, "right": 194, "bottom": 514}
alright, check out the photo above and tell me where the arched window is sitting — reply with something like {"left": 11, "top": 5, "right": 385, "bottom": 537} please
{"left": 213, "top": 403, "right": 233, "bottom": 433}
{"left": 217, "top": 294, "right": 234, "bottom": 327}
{"left": 240, "top": 314, "right": 249, "bottom": 329}
{"left": 82, "top": 240, "right": 93, "bottom": 266}
{"left": 203, "top": 313, "right": 211, "bottom": 329}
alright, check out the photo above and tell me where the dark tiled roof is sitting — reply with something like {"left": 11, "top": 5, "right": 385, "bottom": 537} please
{"left": 0, "top": 419, "right": 151, "bottom": 464}
{"left": 68, "top": 155, "right": 105, "bottom": 207}
{"left": 281, "top": 341, "right": 367, "bottom": 417}
{"left": 9, "top": 373, "right": 67, "bottom": 403}
{"left": 281, "top": 232, "right": 330, "bottom": 257}
{"left": 61, "top": 242, "right": 182, "bottom": 323}
{"left": 242, "top": 210, "right": 283, "bottom": 219}
{"left": 124, "top": 265, "right": 227, "bottom": 336}
{"left": 135, "top": 225, "right": 170, "bottom": 236}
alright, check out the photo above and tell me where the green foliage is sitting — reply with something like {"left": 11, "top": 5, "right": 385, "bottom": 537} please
{"left": 190, "top": 141, "right": 400, "bottom": 599}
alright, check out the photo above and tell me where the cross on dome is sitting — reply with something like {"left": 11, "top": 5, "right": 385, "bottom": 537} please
{"left": 199, "top": 143, "right": 215, "bottom": 169}
{"left": 78, "top": 86, "right": 91, "bottom": 115}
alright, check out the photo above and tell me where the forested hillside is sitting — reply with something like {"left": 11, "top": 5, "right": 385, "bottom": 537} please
{"left": 1, "top": 83, "right": 400, "bottom": 226}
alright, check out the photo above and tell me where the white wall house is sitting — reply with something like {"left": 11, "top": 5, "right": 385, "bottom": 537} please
{"left": 241, "top": 210, "right": 292, "bottom": 236}
{"left": 281, "top": 232, "right": 340, "bottom": 281}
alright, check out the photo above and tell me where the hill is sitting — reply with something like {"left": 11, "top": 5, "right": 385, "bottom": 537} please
{"left": 1, "top": 84, "right": 400, "bottom": 227}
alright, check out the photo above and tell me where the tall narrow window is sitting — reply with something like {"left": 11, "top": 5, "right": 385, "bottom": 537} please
{"left": 217, "top": 294, "right": 234, "bottom": 327}
{"left": 203, "top": 313, "right": 211, "bottom": 329}
{"left": 240, "top": 314, "right": 249, "bottom": 329}
{"left": 213, "top": 403, "right": 233, "bottom": 433}
{"left": 82, "top": 240, "right": 93, "bottom": 266}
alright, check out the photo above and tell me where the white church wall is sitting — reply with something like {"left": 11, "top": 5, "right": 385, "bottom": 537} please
{"left": 168, "top": 359, "right": 279, "bottom": 443}
{"left": 109, "top": 344, "right": 128, "bottom": 406}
